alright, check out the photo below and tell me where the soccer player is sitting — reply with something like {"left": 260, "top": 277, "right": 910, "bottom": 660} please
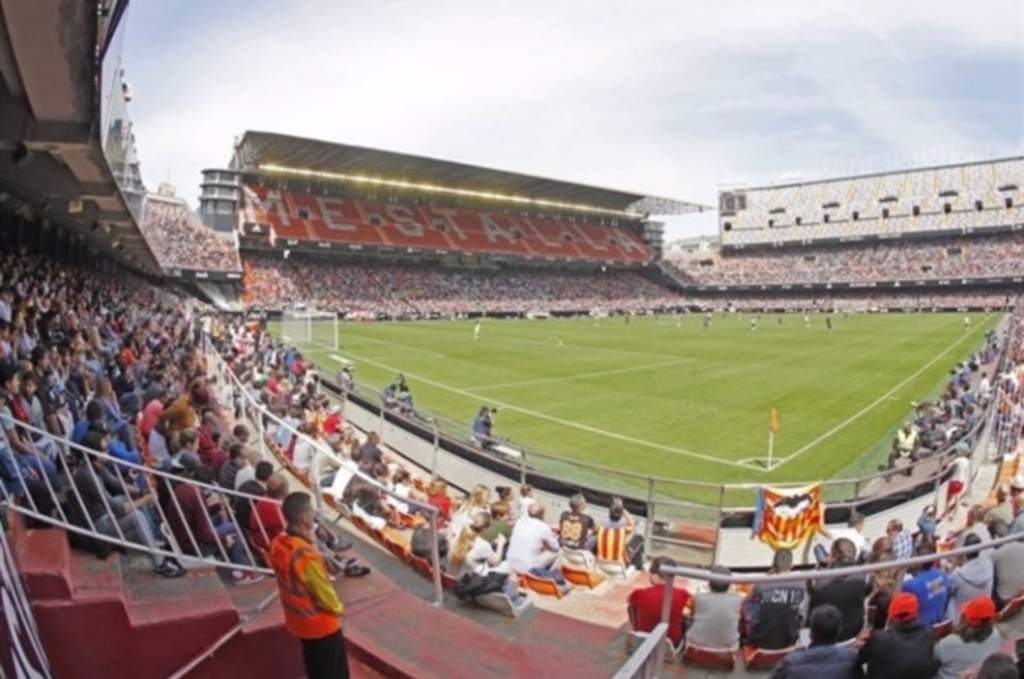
{"left": 803, "top": 313, "right": 811, "bottom": 329}
{"left": 473, "top": 319, "right": 481, "bottom": 341}
{"left": 963, "top": 315, "right": 970, "bottom": 332}
{"left": 826, "top": 316, "right": 833, "bottom": 332}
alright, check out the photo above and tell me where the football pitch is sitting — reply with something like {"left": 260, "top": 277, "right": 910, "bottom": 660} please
{"left": 293, "top": 312, "right": 1001, "bottom": 502}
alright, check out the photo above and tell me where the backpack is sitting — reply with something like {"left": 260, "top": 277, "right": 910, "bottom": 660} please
{"left": 453, "top": 571, "right": 508, "bottom": 600}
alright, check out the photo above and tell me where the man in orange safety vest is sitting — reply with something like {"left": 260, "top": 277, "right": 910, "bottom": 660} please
{"left": 270, "top": 492, "right": 349, "bottom": 679}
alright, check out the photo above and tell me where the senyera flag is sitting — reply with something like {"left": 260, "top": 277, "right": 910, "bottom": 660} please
{"left": 752, "top": 483, "right": 822, "bottom": 550}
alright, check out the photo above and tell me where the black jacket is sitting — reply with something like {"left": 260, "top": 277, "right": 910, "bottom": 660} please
{"left": 857, "top": 623, "right": 938, "bottom": 679}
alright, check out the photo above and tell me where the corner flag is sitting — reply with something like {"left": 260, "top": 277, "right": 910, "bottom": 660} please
{"left": 770, "top": 408, "right": 780, "bottom": 434}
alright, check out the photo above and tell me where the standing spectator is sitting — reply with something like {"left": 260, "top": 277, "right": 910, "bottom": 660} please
{"left": 866, "top": 549, "right": 903, "bottom": 630}
{"left": 768, "top": 604, "right": 861, "bottom": 679}
{"left": 627, "top": 557, "right": 691, "bottom": 650}
{"left": 808, "top": 538, "right": 869, "bottom": 642}
{"left": 917, "top": 505, "right": 939, "bottom": 542}
{"left": 686, "top": 565, "right": 742, "bottom": 649}
{"left": 857, "top": 592, "right": 937, "bottom": 679}
{"left": 943, "top": 450, "right": 971, "bottom": 521}
{"left": 251, "top": 474, "right": 290, "bottom": 550}
{"left": 934, "top": 597, "right": 1002, "bottom": 679}
{"left": 268, "top": 492, "right": 350, "bottom": 679}
{"left": 558, "top": 493, "right": 596, "bottom": 551}
{"left": 947, "top": 534, "right": 994, "bottom": 624}
{"left": 823, "top": 513, "right": 870, "bottom": 562}
{"left": 902, "top": 544, "right": 951, "bottom": 626}
{"left": 743, "top": 549, "right": 805, "bottom": 650}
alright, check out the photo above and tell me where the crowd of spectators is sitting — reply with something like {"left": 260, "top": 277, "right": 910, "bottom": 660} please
{"left": 240, "top": 254, "right": 681, "bottom": 316}
{"left": 140, "top": 196, "right": 241, "bottom": 272}
{"left": 0, "top": 247, "right": 274, "bottom": 584}
{"left": 666, "top": 234, "right": 1024, "bottom": 287}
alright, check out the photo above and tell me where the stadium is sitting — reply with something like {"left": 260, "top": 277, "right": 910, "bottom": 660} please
{"left": 0, "top": 2, "right": 1022, "bottom": 679}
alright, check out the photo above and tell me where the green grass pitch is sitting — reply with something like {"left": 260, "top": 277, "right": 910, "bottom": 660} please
{"left": 292, "top": 312, "right": 1000, "bottom": 504}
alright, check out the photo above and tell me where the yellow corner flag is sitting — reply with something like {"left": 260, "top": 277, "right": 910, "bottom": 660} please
{"left": 769, "top": 408, "right": 780, "bottom": 434}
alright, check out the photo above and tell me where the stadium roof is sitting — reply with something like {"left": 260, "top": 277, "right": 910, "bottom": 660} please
{"left": 234, "top": 131, "right": 708, "bottom": 217}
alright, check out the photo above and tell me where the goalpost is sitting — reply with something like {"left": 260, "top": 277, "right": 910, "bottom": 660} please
{"left": 281, "top": 308, "right": 339, "bottom": 351}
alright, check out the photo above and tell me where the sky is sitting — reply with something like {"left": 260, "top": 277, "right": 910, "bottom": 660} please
{"left": 118, "top": 0, "right": 1023, "bottom": 240}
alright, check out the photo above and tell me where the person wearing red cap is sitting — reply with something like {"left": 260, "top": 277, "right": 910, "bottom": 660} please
{"left": 934, "top": 596, "right": 1002, "bottom": 679}
{"left": 856, "top": 592, "right": 937, "bottom": 679}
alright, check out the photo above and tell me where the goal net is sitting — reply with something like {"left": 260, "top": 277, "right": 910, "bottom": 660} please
{"left": 281, "top": 309, "right": 339, "bottom": 351}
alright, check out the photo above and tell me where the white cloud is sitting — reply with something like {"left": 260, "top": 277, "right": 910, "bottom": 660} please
{"left": 122, "top": 0, "right": 1022, "bottom": 240}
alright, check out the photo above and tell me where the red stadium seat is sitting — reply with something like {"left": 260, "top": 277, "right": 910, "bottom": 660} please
{"left": 681, "top": 642, "right": 737, "bottom": 670}
{"left": 742, "top": 644, "right": 799, "bottom": 670}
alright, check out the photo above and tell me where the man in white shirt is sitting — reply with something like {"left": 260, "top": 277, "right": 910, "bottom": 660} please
{"left": 821, "top": 512, "right": 870, "bottom": 562}
{"left": 505, "top": 503, "right": 560, "bottom": 573}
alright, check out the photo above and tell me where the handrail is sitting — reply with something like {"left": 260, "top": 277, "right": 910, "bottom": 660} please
{"left": 612, "top": 622, "right": 669, "bottom": 679}
{"left": 2, "top": 416, "right": 279, "bottom": 575}
{"left": 165, "top": 590, "right": 281, "bottom": 679}
{"left": 207, "top": 341, "right": 447, "bottom": 607}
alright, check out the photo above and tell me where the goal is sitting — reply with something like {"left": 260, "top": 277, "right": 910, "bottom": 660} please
{"left": 281, "top": 308, "right": 339, "bottom": 351}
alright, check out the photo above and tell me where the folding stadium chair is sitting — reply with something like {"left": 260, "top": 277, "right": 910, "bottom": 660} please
{"left": 473, "top": 591, "right": 532, "bottom": 618}
{"left": 383, "top": 535, "right": 410, "bottom": 564}
{"left": 519, "top": 571, "right": 568, "bottom": 599}
{"left": 559, "top": 547, "right": 596, "bottom": 570}
{"left": 742, "top": 644, "right": 800, "bottom": 671}
{"left": 409, "top": 555, "right": 433, "bottom": 580}
{"left": 680, "top": 642, "right": 737, "bottom": 670}
{"left": 996, "top": 591, "right": 1024, "bottom": 622}
{"left": 595, "top": 557, "right": 634, "bottom": 579}
{"left": 560, "top": 564, "right": 605, "bottom": 589}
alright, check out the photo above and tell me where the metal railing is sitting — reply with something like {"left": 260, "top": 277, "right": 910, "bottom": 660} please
{"left": 612, "top": 623, "right": 669, "bottom": 679}
{"left": 1, "top": 418, "right": 278, "bottom": 575}
{"left": 207, "top": 345, "right": 447, "bottom": 607}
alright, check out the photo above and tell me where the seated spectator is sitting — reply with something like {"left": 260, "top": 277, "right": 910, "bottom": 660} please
{"left": 74, "top": 432, "right": 183, "bottom": 578}
{"left": 505, "top": 503, "right": 560, "bottom": 573}
{"left": 822, "top": 512, "right": 869, "bottom": 562}
{"left": 866, "top": 549, "right": 902, "bottom": 630}
{"left": 358, "top": 431, "right": 385, "bottom": 471}
{"left": 886, "top": 519, "right": 913, "bottom": 562}
{"left": 857, "top": 592, "right": 937, "bottom": 679}
{"left": 934, "top": 597, "right": 1002, "bottom": 679}
{"left": 235, "top": 460, "right": 273, "bottom": 534}
{"left": 425, "top": 478, "right": 452, "bottom": 524}
{"left": 165, "top": 464, "right": 262, "bottom": 586}
{"left": 448, "top": 513, "right": 507, "bottom": 578}
{"left": 902, "top": 544, "right": 951, "bottom": 626}
{"left": 969, "top": 653, "right": 1018, "bottom": 679}
{"left": 595, "top": 500, "right": 640, "bottom": 569}
{"left": 987, "top": 485, "right": 1013, "bottom": 526}
{"left": 947, "top": 534, "right": 994, "bottom": 624}
{"left": 481, "top": 501, "right": 513, "bottom": 546}
{"left": 558, "top": 493, "right": 596, "bottom": 552}
{"left": 768, "top": 604, "right": 861, "bottom": 679}
{"left": 514, "top": 484, "right": 535, "bottom": 521}
{"left": 627, "top": 556, "right": 691, "bottom": 649}
{"left": 218, "top": 443, "right": 247, "bottom": 490}
{"left": 1, "top": 366, "right": 59, "bottom": 488}
{"left": 448, "top": 484, "right": 491, "bottom": 541}
{"left": 917, "top": 504, "right": 939, "bottom": 542}
{"left": 410, "top": 522, "right": 448, "bottom": 570}
{"left": 743, "top": 549, "right": 805, "bottom": 650}
{"left": 986, "top": 519, "right": 1024, "bottom": 607}
{"left": 808, "top": 538, "right": 869, "bottom": 642}
{"left": 250, "top": 473, "right": 289, "bottom": 551}
{"left": 686, "top": 565, "right": 741, "bottom": 649}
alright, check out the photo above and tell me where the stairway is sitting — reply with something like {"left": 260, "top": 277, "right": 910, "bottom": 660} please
{"left": 14, "top": 522, "right": 302, "bottom": 679}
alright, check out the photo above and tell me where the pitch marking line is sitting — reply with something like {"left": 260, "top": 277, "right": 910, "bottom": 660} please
{"left": 328, "top": 351, "right": 749, "bottom": 470}
{"left": 770, "top": 322, "right": 989, "bottom": 472}
{"left": 397, "top": 324, "right": 686, "bottom": 361}
{"left": 464, "top": 358, "right": 696, "bottom": 392}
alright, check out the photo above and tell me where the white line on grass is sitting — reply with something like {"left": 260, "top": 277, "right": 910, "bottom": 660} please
{"left": 399, "top": 324, "right": 685, "bottom": 361}
{"left": 464, "top": 358, "right": 696, "bottom": 391}
{"left": 769, "top": 322, "right": 989, "bottom": 472}
{"left": 328, "top": 351, "right": 748, "bottom": 470}
{"left": 343, "top": 334, "right": 447, "bottom": 359}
